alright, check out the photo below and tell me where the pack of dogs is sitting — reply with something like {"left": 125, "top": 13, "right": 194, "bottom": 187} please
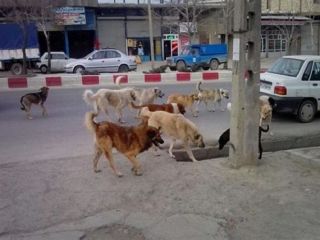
{"left": 19, "top": 78, "right": 275, "bottom": 177}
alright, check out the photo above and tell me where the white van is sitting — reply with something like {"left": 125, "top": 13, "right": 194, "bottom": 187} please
{"left": 260, "top": 55, "right": 320, "bottom": 123}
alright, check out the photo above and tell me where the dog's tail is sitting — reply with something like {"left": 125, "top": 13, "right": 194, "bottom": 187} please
{"left": 85, "top": 111, "right": 99, "bottom": 134}
{"left": 196, "top": 81, "right": 203, "bottom": 92}
{"left": 83, "top": 89, "right": 99, "bottom": 113}
{"left": 20, "top": 96, "right": 26, "bottom": 111}
{"left": 115, "top": 75, "right": 125, "bottom": 86}
{"left": 227, "top": 102, "right": 232, "bottom": 112}
{"left": 260, "top": 124, "right": 270, "bottom": 133}
{"left": 130, "top": 102, "right": 147, "bottom": 109}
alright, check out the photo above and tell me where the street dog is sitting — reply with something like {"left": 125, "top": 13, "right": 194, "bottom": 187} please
{"left": 196, "top": 81, "right": 229, "bottom": 112}
{"left": 131, "top": 102, "right": 186, "bottom": 115}
{"left": 167, "top": 93, "right": 199, "bottom": 117}
{"left": 259, "top": 95, "right": 275, "bottom": 127}
{"left": 83, "top": 83, "right": 136, "bottom": 123}
{"left": 20, "top": 86, "right": 49, "bottom": 119}
{"left": 85, "top": 112, "right": 164, "bottom": 177}
{"left": 140, "top": 109, "right": 205, "bottom": 162}
{"left": 218, "top": 125, "right": 269, "bottom": 159}
{"left": 115, "top": 76, "right": 165, "bottom": 117}
{"left": 142, "top": 64, "right": 168, "bottom": 73}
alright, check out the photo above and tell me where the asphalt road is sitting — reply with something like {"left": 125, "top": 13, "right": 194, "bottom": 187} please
{"left": 0, "top": 82, "right": 320, "bottom": 165}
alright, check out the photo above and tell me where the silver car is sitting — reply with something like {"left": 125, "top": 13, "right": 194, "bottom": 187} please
{"left": 36, "top": 52, "right": 75, "bottom": 73}
{"left": 65, "top": 48, "right": 137, "bottom": 73}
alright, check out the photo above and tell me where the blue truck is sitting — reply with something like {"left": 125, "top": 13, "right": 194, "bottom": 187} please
{"left": 0, "top": 23, "right": 40, "bottom": 75}
{"left": 166, "top": 43, "right": 228, "bottom": 71}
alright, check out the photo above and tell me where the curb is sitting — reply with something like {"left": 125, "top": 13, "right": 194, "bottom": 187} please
{"left": 172, "top": 133, "right": 320, "bottom": 161}
{"left": 0, "top": 71, "right": 232, "bottom": 91}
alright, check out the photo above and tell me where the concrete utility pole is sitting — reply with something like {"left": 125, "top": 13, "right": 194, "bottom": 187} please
{"left": 229, "top": 0, "right": 261, "bottom": 167}
{"left": 148, "top": 0, "right": 155, "bottom": 69}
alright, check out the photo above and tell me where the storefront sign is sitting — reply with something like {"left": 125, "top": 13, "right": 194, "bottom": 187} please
{"left": 55, "top": 7, "right": 86, "bottom": 25}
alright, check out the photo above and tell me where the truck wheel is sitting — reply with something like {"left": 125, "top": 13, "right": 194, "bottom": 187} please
{"left": 210, "top": 59, "right": 219, "bottom": 70}
{"left": 177, "top": 61, "right": 186, "bottom": 71}
{"left": 40, "top": 65, "right": 48, "bottom": 74}
{"left": 10, "top": 63, "right": 23, "bottom": 75}
{"left": 73, "top": 66, "right": 85, "bottom": 74}
{"left": 297, "top": 100, "right": 316, "bottom": 123}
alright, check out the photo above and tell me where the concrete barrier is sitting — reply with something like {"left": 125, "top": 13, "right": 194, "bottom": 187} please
{"left": 0, "top": 71, "right": 232, "bottom": 91}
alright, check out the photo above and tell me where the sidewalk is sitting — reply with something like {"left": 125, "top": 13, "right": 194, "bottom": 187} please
{"left": 1, "top": 146, "right": 319, "bottom": 240}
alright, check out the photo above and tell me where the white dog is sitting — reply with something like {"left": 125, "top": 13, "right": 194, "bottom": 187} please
{"left": 83, "top": 85, "right": 136, "bottom": 123}
{"left": 140, "top": 109, "right": 205, "bottom": 162}
{"left": 115, "top": 76, "right": 165, "bottom": 117}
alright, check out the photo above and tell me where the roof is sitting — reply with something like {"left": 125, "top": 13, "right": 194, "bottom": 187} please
{"left": 283, "top": 55, "right": 320, "bottom": 61}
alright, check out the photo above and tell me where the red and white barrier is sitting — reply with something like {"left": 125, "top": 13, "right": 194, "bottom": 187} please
{"left": 0, "top": 71, "right": 232, "bottom": 91}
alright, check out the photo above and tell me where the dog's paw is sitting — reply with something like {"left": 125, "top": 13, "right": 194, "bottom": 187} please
{"left": 131, "top": 167, "right": 142, "bottom": 176}
{"left": 94, "top": 169, "right": 102, "bottom": 173}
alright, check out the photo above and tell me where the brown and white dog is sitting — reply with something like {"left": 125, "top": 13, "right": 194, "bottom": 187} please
{"left": 196, "top": 81, "right": 229, "bottom": 112}
{"left": 85, "top": 112, "right": 164, "bottom": 177}
{"left": 131, "top": 102, "right": 186, "bottom": 115}
{"left": 259, "top": 95, "right": 275, "bottom": 130}
{"left": 167, "top": 93, "right": 199, "bottom": 117}
{"left": 140, "top": 109, "right": 205, "bottom": 162}
{"left": 20, "top": 87, "right": 49, "bottom": 119}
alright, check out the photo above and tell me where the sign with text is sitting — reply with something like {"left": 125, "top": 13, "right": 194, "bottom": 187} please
{"left": 55, "top": 7, "right": 86, "bottom": 25}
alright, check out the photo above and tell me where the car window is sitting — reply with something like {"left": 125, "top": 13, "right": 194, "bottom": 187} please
{"left": 302, "top": 61, "right": 313, "bottom": 81}
{"left": 51, "top": 54, "right": 66, "bottom": 60}
{"left": 106, "top": 51, "right": 121, "bottom": 58}
{"left": 92, "top": 51, "right": 106, "bottom": 60}
{"left": 268, "top": 58, "right": 304, "bottom": 77}
{"left": 310, "top": 62, "right": 320, "bottom": 81}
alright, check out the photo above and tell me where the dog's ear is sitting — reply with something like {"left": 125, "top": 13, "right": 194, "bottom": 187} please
{"left": 147, "top": 128, "right": 157, "bottom": 138}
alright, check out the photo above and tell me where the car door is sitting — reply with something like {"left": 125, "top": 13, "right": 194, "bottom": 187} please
{"left": 86, "top": 51, "right": 106, "bottom": 72}
{"left": 50, "top": 54, "right": 60, "bottom": 72}
{"left": 105, "top": 50, "right": 122, "bottom": 72}
{"left": 309, "top": 61, "right": 320, "bottom": 111}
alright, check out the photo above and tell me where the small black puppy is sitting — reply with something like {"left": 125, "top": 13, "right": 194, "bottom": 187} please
{"left": 218, "top": 125, "right": 269, "bottom": 159}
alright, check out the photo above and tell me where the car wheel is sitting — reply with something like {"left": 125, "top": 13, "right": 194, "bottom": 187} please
{"left": 40, "top": 65, "right": 48, "bottom": 74}
{"left": 10, "top": 63, "right": 23, "bottom": 75}
{"left": 118, "top": 64, "right": 129, "bottom": 73}
{"left": 210, "top": 59, "right": 219, "bottom": 70}
{"left": 74, "top": 66, "right": 85, "bottom": 74}
{"left": 176, "top": 61, "right": 186, "bottom": 71}
{"left": 297, "top": 99, "right": 316, "bottom": 123}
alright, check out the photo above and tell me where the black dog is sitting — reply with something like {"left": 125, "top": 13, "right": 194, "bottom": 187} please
{"left": 218, "top": 125, "right": 269, "bottom": 159}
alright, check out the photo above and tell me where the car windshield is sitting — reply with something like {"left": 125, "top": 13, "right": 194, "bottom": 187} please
{"left": 268, "top": 58, "right": 304, "bottom": 77}
{"left": 181, "top": 46, "right": 191, "bottom": 55}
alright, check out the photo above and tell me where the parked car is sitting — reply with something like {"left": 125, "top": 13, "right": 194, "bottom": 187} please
{"left": 64, "top": 48, "right": 137, "bottom": 74}
{"left": 36, "top": 52, "right": 75, "bottom": 74}
{"left": 260, "top": 55, "right": 320, "bottom": 123}
{"left": 166, "top": 44, "right": 227, "bottom": 71}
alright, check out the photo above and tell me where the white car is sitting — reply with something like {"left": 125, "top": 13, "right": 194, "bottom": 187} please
{"left": 36, "top": 52, "right": 75, "bottom": 73}
{"left": 64, "top": 48, "right": 137, "bottom": 74}
{"left": 260, "top": 55, "right": 320, "bottom": 123}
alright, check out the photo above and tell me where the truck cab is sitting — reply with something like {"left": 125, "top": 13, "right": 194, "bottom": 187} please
{"left": 166, "top": 44, "right": 227, "bottom": 71}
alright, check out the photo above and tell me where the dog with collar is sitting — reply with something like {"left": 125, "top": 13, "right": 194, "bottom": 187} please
{"left": 20, "top": 87, "right": 49, "bottom": 119}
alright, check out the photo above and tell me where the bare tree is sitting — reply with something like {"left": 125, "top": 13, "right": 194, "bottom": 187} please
{"left": 28, "top": 0, "right": 61, "bottom": 73}
{"left": 164, "top": 0, "right": 215, "bottom": 44}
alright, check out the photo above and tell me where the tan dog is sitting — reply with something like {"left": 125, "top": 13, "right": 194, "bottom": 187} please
{"left": 85, "top": 112, "right": 164, "bottom": 177}
{"left": 140, "top": 109, "right": 205, "bottom": 162}
{"left": 259, "top": 95, "right": 275, "bottom": 127}
{"left": 20, "top": 87, "right": 49, "bottom": 119}
{"left": 83, "top": 87, "right": 136, "bottom": 123}
{"left": 131, "top": 102, "right": 186, "bottom": 115}
{"left": 196, "top": 81, "right": 229, "bottom": 112}
{"left": 167, "top": 93, "right": 199, "bottom": 117}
